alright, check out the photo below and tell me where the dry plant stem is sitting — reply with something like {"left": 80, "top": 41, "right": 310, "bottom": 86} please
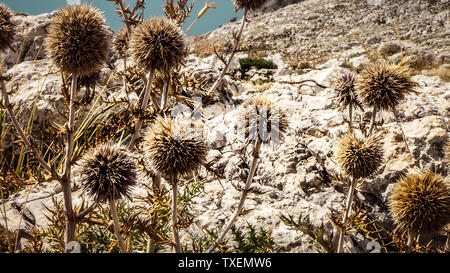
{"left": 348, "top": 103, "right": 353, "bottom": 132}
{"left": 128, "top": 70, "right": 155, "bottom": 149}
{"left": 109, "top": 199, "right": 127, "bottom": 253}
{"left": 160, "top": 80, "right": 169, "bottom": 109}
{"left": 185, "top": 17, "right": 200, "bottom": 34}
{"left": 0, "top": 80, "right": 60, "bottom": 181}
{"left": 394, "top": 113, "right": 419, "bottom": 168}
{"left": 337, "top": 176, "right": 356, "bottom": 253}
{"left": 368, "top": 106, "right": 378, "bottom": 136}
{"left": 406, "top": 232, "right": 416, "bottom": 253}
{"left": 171, "top": 178, "right": 182, "bottom": 253}
{"left": 62, "top": 75, "right": 78, "bottom": 250}
{"left": 123, "top": 57, "right": 128, "bottom": 95}
{"left": 117, "top": 0, "right": 133, "bottom": 40}
{"left": 207, "top": 8, "right": 248, "bottom": 96}
{"left": 147, "top": 174, "right": 162, "bottom": 253}
{"left": 207, "top": 138, "right": 262, "bottom": 253}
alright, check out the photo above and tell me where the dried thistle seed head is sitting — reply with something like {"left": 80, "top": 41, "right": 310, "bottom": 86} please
{"left": 129, "top": 17, "right": 185, "bottom": 73}
{"left": 243, "top": 96, "right": 288, "bottom": 144}
{"left": 390, "top": 170, "right": 450, "bottom": 235}
{"left": 232, "top": 0, "right": 268, "bottom": 11}
{"left": 0, "top": 4, "right": 15, "bottom": 52}
{"left": 357, "top": 62, "right": 418, "bottom": 111}
{"left": 332, "top": 72, "right": 363, "bottom": 112}
{"left": 144, "top": 117, "right": 207, "bottom": 180}
{"left": 77, "top": 143, "right": 137, "bottom": 203}
{"left": 335, "top": 132, "right": 383, "bottom": 179}
{"left": 113, "top": 27, "right": 129, "bottom": 58}
{"left": 45, "top": 4, "right": 109, "bottom": 76}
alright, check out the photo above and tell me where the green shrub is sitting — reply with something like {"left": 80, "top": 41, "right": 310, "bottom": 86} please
{"left": 239, "top": 58, "right": 277, "bottom": 72}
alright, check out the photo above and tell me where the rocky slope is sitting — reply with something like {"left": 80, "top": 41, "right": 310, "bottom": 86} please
{"left": 192, "top": 0, "right": 449, "bottom": 69}
{"left": 1, "top": 0, "right": 449, "bottom": 252}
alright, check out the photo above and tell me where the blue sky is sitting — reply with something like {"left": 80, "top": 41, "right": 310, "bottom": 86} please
{"left": 2, "top": 0, "right": 243, "bottom": 36}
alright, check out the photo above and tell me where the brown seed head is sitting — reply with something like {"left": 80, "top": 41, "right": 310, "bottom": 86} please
{"left": 129, "top": 17, "right": 185, "bottom": 73}
{"left": 390, "top": 170, "right": 450, "bottom": 235}
{"left": 243, "top": 96, "right": 288, "bottom": 144}
{"left": 77, "top": 143, "right": 138, "bottom": 203}
{"left": 332, "top": 72, "right": 363, "bottom": 112}
{"left": 113, "top": 27, "right": 129, "bottom": 58}
{"left": 45, "top": 4, "right": 109, "bottom": 76}
{"left": 0, "top": 4, "right": 15, "bottom": 52}
{"left": 232, "top": 0, "right": 268, "bottom": 11}
{"left": 357, "top": 61, "right": 418, "bottom": 111}
{"left": 144, "top": 117, "right": 207, "bottom": 180}
{"left": 335, "top": 132, "right": 383, "bottom": 179}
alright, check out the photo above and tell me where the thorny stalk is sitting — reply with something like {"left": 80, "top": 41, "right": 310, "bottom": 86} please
{"left": 109, "top": 199, "right": 127, "bottom": 253}
{"left": 336, "top": 176, "right": 356, "bottom": 253}
{"left": 128, "top": 70, "right": 156, "bottom": 149}
{"left": 171, "top": 177, "right": 182, "bottom": 253}
{"left": 207, "top": 8, "right": 248, "bottom": 96}
{"left": 207, "top": 138, "right": 262, "bottom": 253}
{"left": 61, "top": 74, "right": 78, "bottom": 251}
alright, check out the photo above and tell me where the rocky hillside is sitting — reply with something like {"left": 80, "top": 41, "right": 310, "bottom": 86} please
{"left": 1, "top": 0, "right": 449, "bottom": 252}
{"left": 192, "top": 0, "right": 449, "bottom": 70}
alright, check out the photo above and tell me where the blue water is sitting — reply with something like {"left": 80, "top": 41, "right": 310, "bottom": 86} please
{"left": 1, "top": 0, "right": 243, "bottom": 36}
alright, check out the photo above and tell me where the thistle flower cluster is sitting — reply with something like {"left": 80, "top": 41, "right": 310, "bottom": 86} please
{"left": 113, "top": 27, "right": 129, "bottom": 58}
{"left": 0, "top": 4, "right": 15, "bottom": 52}
{"left": 45, "top": 4, "right": 109, "bottom": 77}
{"left": 357, "top": 62, "right": 418, "bottom": 111}
{"left": 129, "top": 17, "right": 185, "bottom": 73}
{"left": 232, "top": 0, "right": 269, "bottom": 11}
{"left": 243, "top": 96, "right": 288, "bottom": 144}
{"left": 144, "top": 117, "right": 207, "bottom": 180}
{"left": 77, "top": 144, "right": 137, "bottom": 203}
{"left": 390, "top": 170, "right": 450, "bottom": 235}
{"left": 45, "top": 5, "right": 109, "bottom": 76}
{"left": 332, "top": 72, "right": 363, "bottom": 112}
{"left": 335, "top": 132, "right": 383, "bottom": 179}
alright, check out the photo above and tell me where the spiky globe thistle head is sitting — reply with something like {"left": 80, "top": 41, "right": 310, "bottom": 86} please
{"left": 335, "top": 132, "right": 383, "bottom": 179}
{"left": 390, "top": 170, "right": 450, "bottom": 235}
{"left": 113, "top": 27, "right": 129, "bottom": 58}
{"left": 144, "top": 117, "right": 207, "bottom": 180}
{"left": 232, "top": 0, "right": 268, "bottom": 11}
{"left": 242, "top": 96, "right": 288, "bottom": 144}
{"left": 45, "top": 4, "right": 109, "bottom": 76}
{"left": 129, "top": 17, "right": 185, "bottom": 73}
{"left": 357, "top": 61, "right": 418, "bottom": 111}
{"left": 77, "top": 143, "right": 137, "bottom": 203}
{"left": 332, "top": 72, "right": 363, "bottom": 112}
{"left": 0, "top": 4, "right": 15, "bottom": 52}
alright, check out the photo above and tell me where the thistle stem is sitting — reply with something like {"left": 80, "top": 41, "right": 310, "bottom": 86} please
{"left": 185, "top": 17, "right": 200, "bottom": 34}
{"left": 62, "top": 74, "right": 78, "bottom": 251}
{"left": 128, "top": 70, "right": 155, "bottom": 149}
{"left": 0, "top": 80, "right": 60, "bottom": 180}
{"left": 207, "top": 138, "right": 262, "bottom": 253}
{"left": 368, "top": 106, "right": 378, "bottom": 136}
{"left": 206, "top": 8, "right": 248, "bottom": 96}
{"left": 348, "top": 103, "right": 353, "bottom": 132}
{"left": 160, "top": 79, "right": 169, "bottom": 110}
{"left": 171, "top": 178, "right": 182, "bottom": 253}
{"left": 406, "top": 232, "right": 416, "bottom": 253}
{"left": 337, "top": 176, "right": 356, "bottom": 253}
{"left": 109, "top": 199, "right": 127, "bottom": 253}
{"left": 0, "top": 61, "right": 61, "bottom": 181}
{"left": 117, "top": 0, "right": 133, "bottom": 40}
{"left": 147, "top": 174, "right": 162, "bottom": 253}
